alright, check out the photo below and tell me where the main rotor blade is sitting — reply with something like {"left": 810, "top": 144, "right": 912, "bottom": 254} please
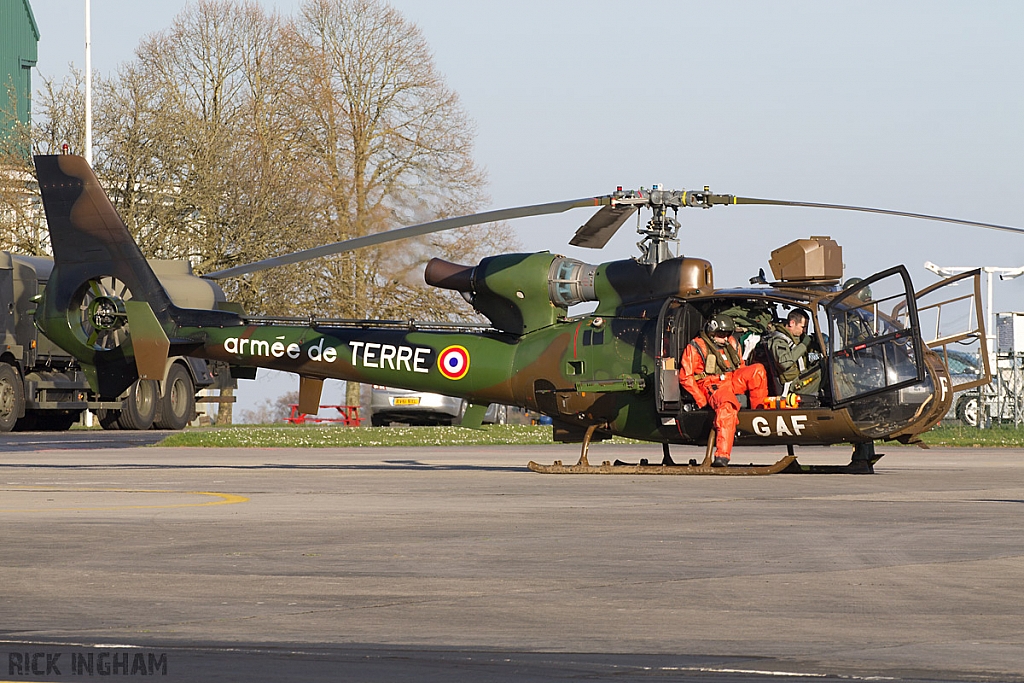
{"left": 569, "top": 204, "right": 639, "bottom": 248}
{"left": 205, "top": 196, "right": 610, "bottom": 280}
{"left": 725, "top": 196, "right": 1024, "bottom": 235}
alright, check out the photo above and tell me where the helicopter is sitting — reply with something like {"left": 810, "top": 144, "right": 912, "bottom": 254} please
{"left": 30, "top": 153, "right": 1012, "bottom": 474}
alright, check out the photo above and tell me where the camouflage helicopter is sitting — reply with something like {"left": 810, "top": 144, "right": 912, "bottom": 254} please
{"left": 32, "top": 154, "right": 1012, "bottom": 474}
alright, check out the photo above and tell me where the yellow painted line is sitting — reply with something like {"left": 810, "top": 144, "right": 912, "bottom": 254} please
{"left": 0, "top": 487, "right": 249, "bottom": 512}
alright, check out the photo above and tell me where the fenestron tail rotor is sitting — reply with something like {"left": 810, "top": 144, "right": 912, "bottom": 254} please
{"left": 72, "top": 276, "right": 133, "bottom": 351}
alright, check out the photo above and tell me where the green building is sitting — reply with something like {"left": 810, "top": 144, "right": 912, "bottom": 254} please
{"left": 0, "top": 0, "right": 39, "bottom": 136}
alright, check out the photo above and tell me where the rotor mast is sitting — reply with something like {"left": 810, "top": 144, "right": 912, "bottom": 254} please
{"left": 607, "top": 186, "right": 731, "bottom": 265}
{"left": 635, "top": 186, "right": 683, "bottom": 265}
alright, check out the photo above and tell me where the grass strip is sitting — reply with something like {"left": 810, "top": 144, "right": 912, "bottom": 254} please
{"left": 911, "top": 424, "right": 1024, "bottom": 447}
{"left": 153, "top": 422, "right": 1024, "bottom": 449}
{"left": 157, "top": 424, "right": 593, "bottom": 448}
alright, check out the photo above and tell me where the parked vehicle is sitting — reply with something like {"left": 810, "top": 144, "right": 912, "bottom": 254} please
{"left": 369, "top": 385, "right": 508, "bottom": 426}
{"left": 941, "top": 349, "right": 983, "bottom": 425}
{"left": 941, "top": 349, "right": 1021, "bottom": 427}
{"left": 0, "top": 252, "right": 234, "bottom": 431}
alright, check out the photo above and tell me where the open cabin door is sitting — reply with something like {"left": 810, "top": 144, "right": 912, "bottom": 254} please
{"left": 895, "top": 268, "right": 991, "bottom": 394}
{"left": 825, "top": 266, "right": 925, "bottom": 406}
{"left": 655, "top": 298, "right": 704, "bottom": 413}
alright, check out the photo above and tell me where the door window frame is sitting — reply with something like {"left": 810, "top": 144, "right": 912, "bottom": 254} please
{"left": 825, "top": 265, "right": 925, "bottom": 406}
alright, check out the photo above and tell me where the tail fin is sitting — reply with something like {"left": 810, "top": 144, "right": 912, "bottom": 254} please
{"left": 33, "top": 154, "right": 236, "bottom": 397}
{"left": 36, "top": 155, "right": 178, "bottom": 317}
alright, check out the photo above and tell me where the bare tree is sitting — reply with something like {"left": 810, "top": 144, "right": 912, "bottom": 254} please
{"left": 0, "top": 68, "right": 92, "bottom": 255}
{"left": 0, "top": 79, "right": 41, "bottom": 254}
{"left": 283, "top": 0, "right": 514, "bottom": 404}
{"left": 92, "top": 61, "right": 172, "bottom": 260}
{"left": 98, "top": 0, "right": 315, "bottom": 315}
{"left": 33, "top": 68, "right": 86, "bottom": 157}
{"left": 27, "top": 0, "right": 517, "bottom": 409}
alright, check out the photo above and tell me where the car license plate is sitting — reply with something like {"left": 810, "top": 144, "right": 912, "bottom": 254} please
{"left": 394, "top": 397, "right": 420, "bottom": 405}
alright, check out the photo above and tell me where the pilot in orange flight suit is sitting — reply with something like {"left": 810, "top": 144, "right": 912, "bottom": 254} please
{"left": 680, "top": 314, "right": 768, "bottom": 466}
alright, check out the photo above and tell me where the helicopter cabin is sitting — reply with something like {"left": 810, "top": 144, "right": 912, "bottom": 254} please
{"left": 653, "top": 264, "right": 938, "bottom": 443}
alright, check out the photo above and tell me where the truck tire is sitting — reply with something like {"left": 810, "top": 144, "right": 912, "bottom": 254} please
{"left": 153, "top": 363, "right": 195, "bottom": 430}
{"left": 115, "top": 379, "right": 158, "bottom": 430}
{"left": 0, "top": 362, "right": 24, "bottom": 432}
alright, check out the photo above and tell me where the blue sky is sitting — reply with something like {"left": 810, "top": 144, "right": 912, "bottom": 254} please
{"left": 28, "top": 0, "right": 1024, "bottom": 415}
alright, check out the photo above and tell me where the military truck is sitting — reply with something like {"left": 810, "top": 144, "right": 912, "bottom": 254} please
{"left": 0, "top": 251, "right": 235, "bottom": 431}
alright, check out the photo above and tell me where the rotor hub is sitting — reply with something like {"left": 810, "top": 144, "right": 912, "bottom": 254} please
{"left": 88, "top": 296, "right": 126, "bottom": 331}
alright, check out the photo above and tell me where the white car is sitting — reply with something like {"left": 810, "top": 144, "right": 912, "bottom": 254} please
{"left": 369, "top": 386, "right": 508, "bottom": 427}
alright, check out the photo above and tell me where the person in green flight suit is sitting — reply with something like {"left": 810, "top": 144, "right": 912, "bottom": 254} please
{"left": 767, "top": 309, "right": 821, "bottom": 395}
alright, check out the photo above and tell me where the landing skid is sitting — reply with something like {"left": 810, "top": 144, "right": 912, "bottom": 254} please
{"left": 527, "top": 455, "right": 798, "bottom": 475}
{"left": 526, "top": 426, "right": 882, "bottom": 475}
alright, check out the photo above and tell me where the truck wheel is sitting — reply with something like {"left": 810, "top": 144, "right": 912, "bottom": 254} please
{"left": 115, "top": 379, "right": 158, "bottom": 430}
{"left": 0, "top": 363, "right": 24, "bottom": 432}
{"left": 153, "top": 363, "right": 195, "bottom": 430}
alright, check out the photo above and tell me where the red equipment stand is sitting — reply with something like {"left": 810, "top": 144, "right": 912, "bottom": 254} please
{"left": 284, "top": 404, "right": 363, "bottom": 427}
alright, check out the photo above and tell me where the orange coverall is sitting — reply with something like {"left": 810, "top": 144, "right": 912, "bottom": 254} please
{"left": 679, "top": 336, "right": 768, "bottom": 459}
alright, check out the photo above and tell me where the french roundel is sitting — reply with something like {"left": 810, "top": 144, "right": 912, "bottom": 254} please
{"left": 438, "top": 345, "right": 470, "bottom": 380}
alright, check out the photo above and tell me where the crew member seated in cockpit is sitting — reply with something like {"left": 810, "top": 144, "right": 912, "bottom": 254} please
{"left": 767, "top": 309, "right": 821, "bottom": 395}
{"left": 679, "top": 314, "right": 769, "bottom": 467}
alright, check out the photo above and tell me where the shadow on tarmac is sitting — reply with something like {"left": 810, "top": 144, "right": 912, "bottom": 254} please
{"left": 0, "top": 639, "right": 967, "bottom": 683}
{"left": 0, "top": 461, "right": 526, "bottom": 472}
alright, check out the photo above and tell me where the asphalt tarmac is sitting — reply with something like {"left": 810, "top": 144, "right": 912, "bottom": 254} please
{"left": 1, "top": 441, "right": 1023, "bottom": 682}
